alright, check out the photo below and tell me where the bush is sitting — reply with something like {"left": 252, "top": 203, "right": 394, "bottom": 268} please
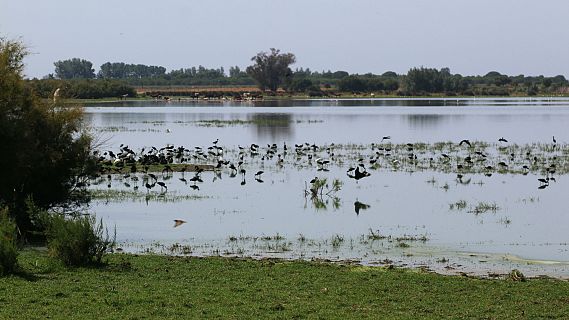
{"left": 0, "top": 208, "right": 18, "bottom": 276}
{"left": 46, "top": 214, "right": 115, "bottom": 266}
{"left": 1, "top": 39, "right": 98, "bottom": 240}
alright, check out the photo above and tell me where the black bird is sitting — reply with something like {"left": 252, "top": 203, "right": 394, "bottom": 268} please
{"left": 537, "top": 178, "right": 549, "bottom": 185}
{"left": 254, "top": 171, "right": 264, "bottom": 178}
{"left": 459, "top": 139, "right": 472, "bottom": 147}
{"left": 498, "top": 137, "right": 508, "bottom": 143}
{"left": 189, "top": 176, "right": 202, "bottom": 184}
{"left": 309, "top": 177, "right": 318, "bottom": 184}
{"left": 354, "top": 201, "right": 371, "bottom": 215}
{"left": 190, "top": 185, "right": 200, "bottom": 191}
{"left": 553, "top": 136, "right": 557, "bottom": 144}
{"left": 157, "top": 181, "right": 167, "bottom": 192}
{"left": 212, "top": 138, "right": 219, "bottom": 145}
{"left": 353, "top": 166, "right": 371, "bottom": 180}
{"left": 381, "top": 136, "right": 391, "bottom": 142}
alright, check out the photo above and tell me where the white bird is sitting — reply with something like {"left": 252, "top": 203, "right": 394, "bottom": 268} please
{"left": 53, "top": 88, "right": 61, "bottom": 103}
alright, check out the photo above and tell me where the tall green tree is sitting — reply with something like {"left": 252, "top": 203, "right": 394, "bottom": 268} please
{"left": 98, "top": 62, "right": 166, "bottom": 79}
{"left": 404, "top": 67, "right": 445, "bottom": 94}
{"left": 246, "top": 48, "right": 296, "bottom": 92}
{"left": 54, "top": 58, "right": 95, "bottom": 79}
{"left": 1, "top": 39, "right": 97, "bottom": 240}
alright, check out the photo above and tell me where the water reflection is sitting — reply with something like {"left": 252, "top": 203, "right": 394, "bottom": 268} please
{"left": 250, "top": 113, "right": 293, "bottom": 141}
{"left": 405, "top": 114, "right": 448, "bottom": 129}
{"left": 85, "top": 105, "right": 569, "bottom": 149}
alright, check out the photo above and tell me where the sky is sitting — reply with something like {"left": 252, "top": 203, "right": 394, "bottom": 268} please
{"left": 1, "top": 0, "right": 568, "bottom": 79}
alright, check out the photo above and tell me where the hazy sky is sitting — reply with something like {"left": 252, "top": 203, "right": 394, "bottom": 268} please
{"left": 1, "top": 0, "right": 568, "bottom": 78}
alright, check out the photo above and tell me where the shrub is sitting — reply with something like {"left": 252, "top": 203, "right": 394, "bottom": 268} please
{"left": 46, "top": 214, "right": 115, "bottom": 266}
{"left": 0, "top": 207, "right": 19, "bottom": 276}
{"left": 1, "top": 39, "right": 98, "bottom": 240}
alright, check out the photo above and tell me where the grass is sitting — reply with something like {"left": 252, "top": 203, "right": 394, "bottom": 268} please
{"left": 449, "top": 200, "right": 468, "bottom": 211}
{"left": 2, "top": 250, "right": 569, "bottom": 319}
{"left": 469, "top": 202, "right": 501, "bottom": 215}
{"left": 89, "top": 189, "right": 209, "bottom": 203}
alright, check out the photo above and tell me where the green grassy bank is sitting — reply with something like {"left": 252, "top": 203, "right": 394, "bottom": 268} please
{"left": 1, "top": 250, "right": 568, "bottom": 319}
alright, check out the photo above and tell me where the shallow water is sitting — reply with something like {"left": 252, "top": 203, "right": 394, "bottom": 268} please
{"left": 84, "top": 98, "right": 569, "bottom": 277}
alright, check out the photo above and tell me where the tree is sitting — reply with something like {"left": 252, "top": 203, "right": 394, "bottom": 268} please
{"left": 246, "top": 48, "right": 296, "bottom": 92}
{"left": 338, "top": 75, "right": 367, "bottom": 92}
{"left": 287, "top": 77, "right": 314, "bottom": 93}
{"left": 1, "top": 39, "right": 97, "bottom": 240}
{"left": 54, "top": 58, "right": 95, "bottom": 79}
{"left": 404, "top": 67, "right": 445, "bottom": 94}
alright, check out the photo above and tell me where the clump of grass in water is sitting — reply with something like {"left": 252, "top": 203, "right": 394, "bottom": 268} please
{"left": 469, "top": 202, "right": 500, "bottom": 215}
{"left": 261, "top": 233, "right": 284, "bottom": 241}
{"left": 168, "top": 243, "right": 192, "bottom": 254}
{"left": 305, "top": 178, "right": 342, "bottom": 211}
{"left": 367, "top": 229, "right": 387, "bottom": 240}
{"left": 90, "top": 189, "right": 209, "bottom": 203}
{"left": 449, "top": 200, "right": 468, "bottom": 211}
{"left": 396, "top": 242, "right": 410, "bottom": 248}
{"left": 263, "top": 242, "right": 292, "bottom": 252}
{"left": 394, "top": 234, "right": 428, "bottom": 242}
{"left": 331, "top": 234, "right": 344, "bottom": 248}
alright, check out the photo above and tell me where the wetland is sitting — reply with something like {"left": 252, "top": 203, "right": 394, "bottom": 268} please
{"left": 84, "top": 97, "right": 569, "bottom": 278}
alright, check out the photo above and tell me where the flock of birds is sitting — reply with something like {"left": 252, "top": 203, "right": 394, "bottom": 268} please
{"left": 91, "top": 135, "right": 564, "bottom": 212}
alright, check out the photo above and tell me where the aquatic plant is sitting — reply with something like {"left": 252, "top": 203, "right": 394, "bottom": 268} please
{"left": 367, "top": 229, "right": 387, "bottom": 240}
{"left": 305, "top": 178, "right": 343, "bottom": 210}
{"left": 469, "top": 202, "right": 500, "bottom": 215}
{"left": 331, "top": 234, "right": 344, "bottom": 248}
{"left": 90, "top": 189, "right": 209, "bottom": 203}
{"left": 449, "top": 200, "right": 468, "bottom": 211}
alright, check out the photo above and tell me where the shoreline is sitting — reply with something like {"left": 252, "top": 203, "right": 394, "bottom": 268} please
{"left": 61, "top": 95, "right": 569, "bottom": 105}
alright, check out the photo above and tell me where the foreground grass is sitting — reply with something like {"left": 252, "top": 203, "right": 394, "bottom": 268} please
{"left": 1, "top": 251, "right": 569, "bottom": 319}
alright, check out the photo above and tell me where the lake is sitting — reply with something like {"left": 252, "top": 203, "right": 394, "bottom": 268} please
{"left": 84, "top": 97, "right": 569, "bottom": 277}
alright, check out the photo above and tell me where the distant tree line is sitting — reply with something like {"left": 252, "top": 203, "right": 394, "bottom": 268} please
{"left": 36, "top": 57, "right": 569, "bottom": 97}
{"left": 400, "top": 67, "right": 568, "bottom": 96}
{"left": 27, "top": 78, "right": 136, "bottom": 99}
{"left": 49, "top": 59, "right": 254, "bottom": 86}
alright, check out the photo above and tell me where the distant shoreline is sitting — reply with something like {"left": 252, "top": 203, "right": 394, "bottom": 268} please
{"left": 60, "top": 94, "right": 569, "bottom": 105}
